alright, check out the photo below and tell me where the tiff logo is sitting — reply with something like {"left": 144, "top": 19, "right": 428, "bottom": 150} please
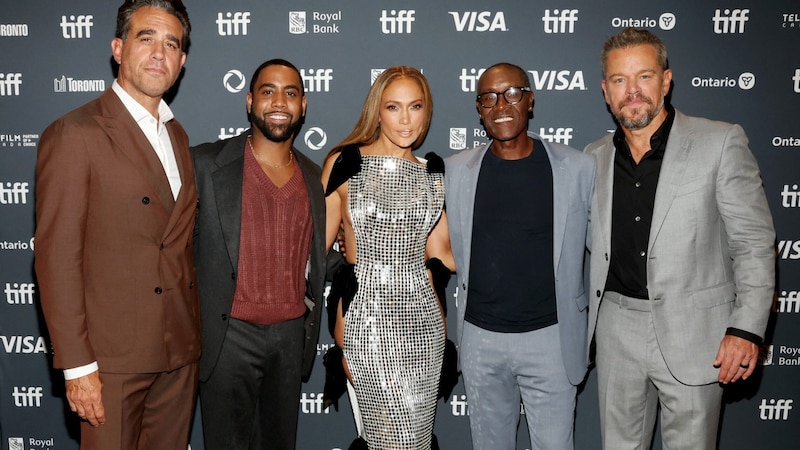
{"left": 539, "top": 127, "right": 574, "bottom": 145}
{"left": 300, "top": 69, "right": 333, "bottom": 93}
{"left": 218, "top": 127, "right": 247, "bottom": 140}
{"left": 0, "top": 181, "right": 29, "bottom": 204}
{"left": 6, "top": 282, "right": 35, "bottom": 305}
{"left": 459, "top": 68, "right": 486, "bottom": 92}
{"left": 781, "top": 184, "right": 800, "bottom": 207}
{"left": 0, "top": 73, "right": 22, "bottom": 96}
{"left": 759, "top": 399, "right": 793, "bottom": 420}
{"left": 542, "top": 9, "right": 579, "bottom": 33}
{"left": 12, "top": 386, "right": 43, "bottom": 407}
{"left": 712, "top": 9, "right": 749, "bottom": 34}
{"left": 217, "top": 12, "right": 250, "bottom": 36}
{"left": 793, "top": 69, "right": 800, "bottom": 93}
{"left": 450, "top": 394, "right": 469, "bottom": 416}
{"left": 775, "top": 291, "right": 800, "bottom": 313}
{"left": 380, "top": 10, "right": 415, "bottom": 34}
{"left": 60, "top": 15, "right": 93, "bottom": 39}
{"left": 300, "top": 393, "right": 331, "bottom": 414}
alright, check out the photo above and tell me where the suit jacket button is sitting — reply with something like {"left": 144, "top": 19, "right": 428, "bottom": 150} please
{"left": 221, "top": 313, "right": 228, "bottom": 321}
{"left": 604, "top": 253, "right": 609, "bottom": 261}
{"left": 154, "top": 287, "right": 163, "bottom": 294}
{"left": 231, "top": 273, "right": 237, "bottom": 280}
{"left": 462, "top": 283, "right": 466, "bottom": 289}
{"left": 142, "top": 197, "right": 150, "bottom": 205}
{"left": 596, "top": 290, "right": 601, "bottom": 297}
{"left": 189, "top": 282, "right": 195, "bottom": 288}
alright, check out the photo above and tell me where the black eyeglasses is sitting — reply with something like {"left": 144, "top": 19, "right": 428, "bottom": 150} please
{"left": 476, "top": 86, "right": 531, "bottom": 108}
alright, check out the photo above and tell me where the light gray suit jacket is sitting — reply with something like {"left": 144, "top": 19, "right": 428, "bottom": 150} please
{"left": 586, "top": 110, "right": 775, "bottom": 385}
{"left": 446, "top": 131, "right": 595, "bottom": 386}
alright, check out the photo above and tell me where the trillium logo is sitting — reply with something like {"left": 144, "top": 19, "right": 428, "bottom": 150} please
{"left": 223, "top": 70, "right": 246, "bottom": 93}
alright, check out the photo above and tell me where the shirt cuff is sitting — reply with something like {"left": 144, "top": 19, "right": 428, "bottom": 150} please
{"left": 725, "top": 327, "right": 762, "bottom": 346}
{"left": 63, "top": 362, "right": 98, "bottom": 380}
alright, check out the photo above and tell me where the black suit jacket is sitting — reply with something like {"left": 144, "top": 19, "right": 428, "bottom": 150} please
{"left": 191, "top": 131, "right": 326, "bottom": 382}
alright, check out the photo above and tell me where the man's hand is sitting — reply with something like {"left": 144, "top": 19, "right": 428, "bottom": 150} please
{"left": 713, "top": 335, "right": 759, "bottom": 384}
{"left": 65, "top": 371, "right": 105, "bottom": 426}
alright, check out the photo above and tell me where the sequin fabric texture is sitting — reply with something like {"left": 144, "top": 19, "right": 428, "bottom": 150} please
{"left": 344, "top": 154, "right": 446, "bottom": 449}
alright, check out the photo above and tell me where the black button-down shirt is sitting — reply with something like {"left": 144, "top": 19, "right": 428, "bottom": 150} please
{"left": 605, "top": 106, "right": 675, "bottom": 299}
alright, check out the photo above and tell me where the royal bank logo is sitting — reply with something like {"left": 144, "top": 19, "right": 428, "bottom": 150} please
{"left": 8, "top": 437, "right": 24, "bottom": 450}
{"left": 291, "top": 11, "right": 342, "bottom": 34}
{"left": 449, "top": 11, "right": 507, "bottom": 32}
{"left": 449, "top": 128, "right": 467, "bottom": 150}
{"left": 12, "top": 386, "right": 43, "bottom": 407}
{"left": 793, "top": 69, "right": 800, "bottom": 93}
{"left": 1, "top": 73, "right": 22, "bottom": 96}
{"left": 612, "top": 13, "right": 676, "bottom": 30}
{"left": 761, "top": 344, "right": 773, "bottom": 365}
{"left": 218, "top": 127, "right": 247, "bottom": 140}
{"left": 300, "top": 69, "right": 333, "bottom": 93}
{"left": 539, "top": 127, "right": 574, "bottom": 145}
{"left": 769, "top": 344, "right": 800, "bottom": 366}
{"left": 712, "top": 8, "right": 749, "bottom": 34}
{"left": 1, "top": 336, "right": 48, "bottom": 354}
{"left": 0, "top": 24, "right": 29, "bottom": 37}
{"left": 6, "top": 282, "right": 35, "bottom": 305}
{"left": 53, "top": 75, "right": 106, "bottom": 93}
{"left": 690, "top": 72, "right": 755, "bottom": 90}
{"left": 303, "top": 127, "right": 327, "bottom": 151}
{"left": 289, "top": 12, "right": 306, "bottom": 34}
{"left": 542, "top": 9, "right": 578, "bottom": 33}
{"left": 759, "top": 399, "right": 793, "bottom": 420}
{"left": 217, "top": 12, "right": 250, "bottom": 36}
{"left": 223, "top": 69, "right": 246, "bottom": 93}
{"left": 773, "top": 136, "right": 800, "bottom": 147}
{"left": 0, "top": 181, "right": 29, "bottom": 204}
{"left": 60, "top": 14, "right": 93, "bottom": 38}
{"left": 1, "top": 133, "right": 39, "bottom": 148}
{"left": 782, "top": 12, "right": 800, "bottom": 29}
{"left": 380, "top": 10, "right": 415, "bottom": 34}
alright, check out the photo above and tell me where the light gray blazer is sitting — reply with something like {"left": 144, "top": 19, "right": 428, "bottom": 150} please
{"left": 445, "top": 131, "right": 595, "bottom": 386}
{"left": 585, "top": 109, "right": 775, "bottom": 385}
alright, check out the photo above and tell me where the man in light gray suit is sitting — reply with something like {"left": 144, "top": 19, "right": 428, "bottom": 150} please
{"left": 446, "top": 62, "right": 595, "bottom": 450}
{"left": 585, "top": 28, "right": 775, "bottom": 450}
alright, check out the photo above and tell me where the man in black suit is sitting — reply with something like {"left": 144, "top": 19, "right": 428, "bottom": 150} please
{"left": 192, "top": 59, "right": 326, "bottom": 450}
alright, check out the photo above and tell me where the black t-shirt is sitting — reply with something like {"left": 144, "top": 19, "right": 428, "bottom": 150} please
{"left": 465, "top": 139, "right": 558, "bottom": 333}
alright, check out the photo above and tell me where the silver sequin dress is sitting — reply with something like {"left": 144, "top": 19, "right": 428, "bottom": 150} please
{"left": 344, "top": 154, "right": 445, "bottom": 449}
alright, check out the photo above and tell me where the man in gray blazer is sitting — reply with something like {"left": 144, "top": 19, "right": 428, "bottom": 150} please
{"left": 585, "top": 28, "right": 775, "bottom": 450}
{"left": 446, "top": 62, "right": 595, "bottom": 450}
{"left": 192, "top": 59, "right": 326, "bottom": 450}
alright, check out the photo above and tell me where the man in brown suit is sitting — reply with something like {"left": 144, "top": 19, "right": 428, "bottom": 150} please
{"left": 34, "top": 1, "right": 198, "bottom": 449}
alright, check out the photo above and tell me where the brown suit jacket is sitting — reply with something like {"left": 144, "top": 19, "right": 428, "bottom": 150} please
{"left": 35, "top": 88, "right": 200, "bottom": 374}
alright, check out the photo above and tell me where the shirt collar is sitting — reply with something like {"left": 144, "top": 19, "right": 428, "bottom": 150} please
{"left": 111, "top": 79, "right": 174, "bottom": 125}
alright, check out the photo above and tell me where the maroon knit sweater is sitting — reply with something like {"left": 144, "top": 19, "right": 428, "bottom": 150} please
{"left": 230, "top": 148, "right": 312, "bottom": 325}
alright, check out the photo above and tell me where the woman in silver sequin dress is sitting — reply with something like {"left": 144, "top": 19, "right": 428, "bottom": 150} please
{"left": 322, "top": 67, "right": 454, "bottom": 450}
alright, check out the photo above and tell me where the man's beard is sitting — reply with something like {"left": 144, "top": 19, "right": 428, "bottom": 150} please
{"left": 249, "top": 109, "right": 302, "bottom": 143}
{"left": 614, "top": 95, "right": 664, "bottom": 131}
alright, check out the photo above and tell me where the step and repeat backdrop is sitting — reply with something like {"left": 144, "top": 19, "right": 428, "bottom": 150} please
{"left": 2, "top": 1, "right": 799, "bottom": 449}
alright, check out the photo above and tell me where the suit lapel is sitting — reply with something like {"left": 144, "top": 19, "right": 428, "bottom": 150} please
{"left": 458, "top": 146, "right": 488, "bottom": 278}
{"left": 93, "top": 89, "right": 176, "bottom": 214}
{"left": 212, "top": 137, "right": 246, "bottom": 271}
{"left": 593, "top": 140, "right": 616, "bottom": 254}
{"left": 543, "top": 140, "right": 568, "bottom": 273}
{"left": 649, "top": 111, "right": 692, "bottom": 249}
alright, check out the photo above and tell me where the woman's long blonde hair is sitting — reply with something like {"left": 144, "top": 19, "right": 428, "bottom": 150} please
{"left": 327, "top": 66, "right": 433, "bottom": 158}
